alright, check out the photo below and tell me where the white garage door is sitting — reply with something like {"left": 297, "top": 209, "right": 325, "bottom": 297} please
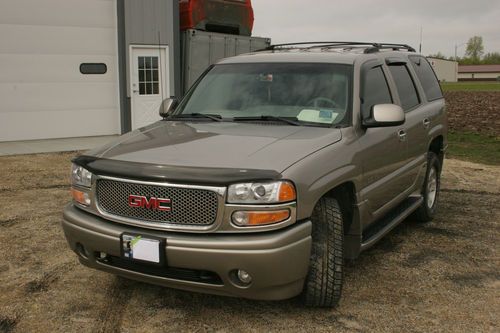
{"left": 0, "top": 0, "right": 120, "bottom": 142}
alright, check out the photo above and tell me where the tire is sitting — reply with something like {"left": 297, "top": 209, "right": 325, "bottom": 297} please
{"left": 414, "top": 152, "right": 441, "bottom": 223}
{"left": 302, "top": 196, "right": 344, "bottom": 307}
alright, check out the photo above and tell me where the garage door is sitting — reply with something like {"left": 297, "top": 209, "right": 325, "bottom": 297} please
{"left": 0, "top": 0, "right": 119, "bottom": 142}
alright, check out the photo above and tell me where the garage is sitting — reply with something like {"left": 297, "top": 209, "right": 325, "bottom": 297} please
{"left": 0, "top": 0, "right": 120, "bottom": 142}
{"left": 0, "top": 0, "right": 267, "bottom": 144}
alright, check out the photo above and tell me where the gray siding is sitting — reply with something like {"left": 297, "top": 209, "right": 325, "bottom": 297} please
{"left": 124, "top": 0, "right": 180, "bottom": 97}
{"left": 119, "top": 0, "right": 181, "bottom": 132}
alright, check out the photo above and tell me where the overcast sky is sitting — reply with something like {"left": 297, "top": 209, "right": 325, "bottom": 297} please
{"left": 252, "top": 0, "right": 500, "bottom": 58}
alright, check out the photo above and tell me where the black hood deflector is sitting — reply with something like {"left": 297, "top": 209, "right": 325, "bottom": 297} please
{"left": 73, "top": 155, "right": 282, "bottom": 186}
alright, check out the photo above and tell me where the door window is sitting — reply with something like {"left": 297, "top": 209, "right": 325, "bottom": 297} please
{"left": 388, "top": 65, "right": 420, "bottom": 111}
{"left": 409, "top": 56, "right": 443, "bottom": 101}
{"left": 361, "top": 66, "right": 392, "bottom": 119}
{"left": 138, "top": 56, "right": 159, "bottom": 95}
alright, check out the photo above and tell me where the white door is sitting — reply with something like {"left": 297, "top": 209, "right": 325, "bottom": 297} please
{"left": 130, "top": 46, "right": 169, "bottom": 130}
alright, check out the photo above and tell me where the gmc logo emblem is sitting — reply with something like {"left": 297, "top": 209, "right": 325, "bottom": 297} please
{"left": 128, "top": 194, "right": 172, "bottom": 212}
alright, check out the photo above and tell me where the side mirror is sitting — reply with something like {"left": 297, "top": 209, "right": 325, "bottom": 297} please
{"left": 362, "top": 104, "right": 405, "bottom": 128}
{"left": 159, "top": 97, "right": 178, "bottom": 118}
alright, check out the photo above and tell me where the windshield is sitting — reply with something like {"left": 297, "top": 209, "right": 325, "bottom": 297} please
{"left": 175, "top": 63, "right": 352, "bottom": 126}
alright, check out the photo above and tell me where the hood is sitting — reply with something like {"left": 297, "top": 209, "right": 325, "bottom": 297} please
{"left": 87, "top": 121, "right": 342, "bottom": 173}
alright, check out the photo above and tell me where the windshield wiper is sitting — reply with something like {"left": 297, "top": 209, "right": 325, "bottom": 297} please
{"left": 168, "top": 113, "right": 223, "bottom": 122}
{"left": 233, "top": 115, "right": 301, "bottom": 126}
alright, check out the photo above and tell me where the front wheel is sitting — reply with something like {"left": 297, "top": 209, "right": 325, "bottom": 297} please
{"left": 414, "top": 152, "right": 441, "bottom": 223}
{"left": 302, "top": 196, "right": 344, "bottom": 307}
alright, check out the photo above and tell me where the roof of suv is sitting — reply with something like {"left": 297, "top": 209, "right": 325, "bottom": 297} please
{"left": 218, "top": 42, "right": 419, "bottom": 65}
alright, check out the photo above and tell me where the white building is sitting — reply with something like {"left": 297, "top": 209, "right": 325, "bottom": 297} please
{"left": 427, "top": 57, "right": 458, "bottom": 83}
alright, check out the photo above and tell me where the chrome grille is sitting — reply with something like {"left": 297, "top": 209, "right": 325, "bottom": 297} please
{"left": 96, "top": 179, "right": 219, "bottom": 226}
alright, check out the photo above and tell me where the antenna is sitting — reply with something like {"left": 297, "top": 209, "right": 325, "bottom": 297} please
{"left": 419, "top": 26, "right": 423, "bottom": 53}
{"left": 158, "top": 31, "right": 164, "bottom": 102}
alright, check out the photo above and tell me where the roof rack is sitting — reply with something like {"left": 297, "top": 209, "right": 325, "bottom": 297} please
{"left": 261, "top": 41, "right": 416, "bottom": 54}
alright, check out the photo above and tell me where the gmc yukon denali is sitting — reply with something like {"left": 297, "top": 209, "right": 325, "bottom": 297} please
{"left": 63, "top": 42, "right": 447, "bottom": 307}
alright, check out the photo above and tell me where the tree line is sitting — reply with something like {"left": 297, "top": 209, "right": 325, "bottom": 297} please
{"left": 428, "top": 36, "right": 500, "bottom": 65}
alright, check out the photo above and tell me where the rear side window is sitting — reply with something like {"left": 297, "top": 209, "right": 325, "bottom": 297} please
{"left": 361, "top": 66, "right": 392, "bottom": 119}
{"left": 388, "top": 65, "right": 420, "bottom": 111}
{"left": 409, "top": 56, "right": 443, "bottom": 101}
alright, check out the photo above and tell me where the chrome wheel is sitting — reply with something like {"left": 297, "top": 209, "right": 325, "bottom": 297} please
{"left": 426, "top": 166, "right": 438, "bottom": 208}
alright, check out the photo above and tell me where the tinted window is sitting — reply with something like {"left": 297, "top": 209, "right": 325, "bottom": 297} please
{"left": 361, "top": 66, "right": 392, "bottom": 118}
{"left": 409, "top": 56, "right": 443, "bottom": 101}
{"left": 79, "top": 63, "right": 107, "bottom": 75}
{"left": 388, "top": 65, "right": 419, "bottom": 111}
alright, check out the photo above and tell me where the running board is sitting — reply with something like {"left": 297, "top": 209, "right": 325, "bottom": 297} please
{"left": 360, "top": 196, "right": 423, "bottom": 251}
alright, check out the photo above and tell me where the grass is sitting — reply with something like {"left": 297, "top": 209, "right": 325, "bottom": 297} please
{"left": 447, "top": 131, "right": 500, "bottom": 165}
{"left": 441, "top": 81, "right": 500, "bottom": 92}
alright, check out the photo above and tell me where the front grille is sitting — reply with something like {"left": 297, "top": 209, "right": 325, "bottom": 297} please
{"left": 96, "top": 179, "right": 219, "bottom": 226}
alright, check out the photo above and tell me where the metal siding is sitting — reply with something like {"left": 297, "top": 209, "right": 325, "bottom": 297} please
{"left": 181, "top": 29, "right": 271, "bottom": 92}
{"left": 123, "top": 0, "right": 180, "bottom": 99}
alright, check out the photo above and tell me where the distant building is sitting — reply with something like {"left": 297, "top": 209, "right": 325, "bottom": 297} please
{"left": 427, "top": 57, "right": 458, "bottom": 82}
{"left": 458, "top": 64, "right": 500, "bottom": 81}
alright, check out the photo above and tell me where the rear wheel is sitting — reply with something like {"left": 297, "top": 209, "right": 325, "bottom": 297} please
{"left": 414, "top": 152, "right": 441, "bottom": 223}
{"left": 302, "top": 196, "right": 344, "bottom": 307}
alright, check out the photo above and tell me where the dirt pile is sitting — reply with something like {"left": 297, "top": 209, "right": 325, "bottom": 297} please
{"left": 445, "top": 91, "right": 500, "bottom": 136}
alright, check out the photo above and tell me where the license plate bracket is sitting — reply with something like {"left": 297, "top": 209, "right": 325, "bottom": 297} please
{"left": 120, "top": 233, "right": 165, "bottom": 266}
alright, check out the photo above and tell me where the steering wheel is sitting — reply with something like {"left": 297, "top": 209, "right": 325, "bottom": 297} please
{"left": 306, "top": 97, "right": 339, "bottom": 109}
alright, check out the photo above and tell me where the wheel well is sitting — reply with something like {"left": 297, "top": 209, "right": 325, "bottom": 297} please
{"left": 429, "top": 135, "right": 444, "bottom": 166}
{"left": 323, "top": 182, "right": 356, "bottom": 235}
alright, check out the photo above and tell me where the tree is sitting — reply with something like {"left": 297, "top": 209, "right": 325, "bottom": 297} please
{"left": 428, "top": 52, "right": 446, "bottom": 60}
{"left": 482, "top": 52, "right": 500, "bottom": 65}
{"left": 465, "top": 36, "right": 484, "bottom": 62}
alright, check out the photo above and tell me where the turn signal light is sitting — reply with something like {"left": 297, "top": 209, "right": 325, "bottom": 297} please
{"left": 71, "top": 188, "right": 91, "bottom": 206}
{"left": 279, "top": 182, "right": 296, "bottom": 202}
{"left": 232, "top": 210, "right": 290, "bottom": 227}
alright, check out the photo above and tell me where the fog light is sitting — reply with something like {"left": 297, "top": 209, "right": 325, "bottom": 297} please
{"left": 237, "top": 269, "right": 252, "bottom": 284}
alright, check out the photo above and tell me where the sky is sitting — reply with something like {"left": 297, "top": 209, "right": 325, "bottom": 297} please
{"left": 251, "top": 0, "right": 500, "bottom": 58}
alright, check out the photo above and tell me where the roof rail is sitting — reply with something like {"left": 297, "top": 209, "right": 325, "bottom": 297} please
{"left": 261, "top": 41, "right": 416, "bottom": 53}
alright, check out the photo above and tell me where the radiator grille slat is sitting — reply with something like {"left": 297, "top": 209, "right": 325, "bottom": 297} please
{"left": 96, "top": 179, "right": 218, "bottom": 226}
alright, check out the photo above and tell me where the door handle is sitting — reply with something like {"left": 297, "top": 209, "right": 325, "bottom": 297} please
{"left": 423, "top": 118, "right": 431, "bottom": 129}
{"left": 397, "top": 129, "right": 407, "bottom": 142}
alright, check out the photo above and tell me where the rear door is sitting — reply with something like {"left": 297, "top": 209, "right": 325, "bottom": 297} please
{"left": 408, "top": 55, "right": 446, "bottom": 153}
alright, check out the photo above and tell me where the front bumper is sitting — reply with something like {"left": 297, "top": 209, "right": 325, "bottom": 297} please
{"left": 62, "top": 204, "right": 312, "bottom": 301}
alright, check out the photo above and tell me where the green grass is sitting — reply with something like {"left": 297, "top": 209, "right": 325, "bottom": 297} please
{"left": 447, "top": 131, "right": 500, "bottom": 165}
{"left": 441, "top": 81, "right": 500, "bottom": 92}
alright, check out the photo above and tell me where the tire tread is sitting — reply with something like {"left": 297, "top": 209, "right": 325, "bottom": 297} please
{"left": 302, "top": 197, "right": 343, "bottom": 307}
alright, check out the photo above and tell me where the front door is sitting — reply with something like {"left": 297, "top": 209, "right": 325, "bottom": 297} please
{"left": 358, "top": 62, "right": 409, "bottom": 223}
{"left": 130, "top": 46, "right": 169, "bottom": 130}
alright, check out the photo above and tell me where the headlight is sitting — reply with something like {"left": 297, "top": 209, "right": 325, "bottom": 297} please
{"left": 71, "top": 163, "right": 92, "bottom": 188}
{"left": 227, "top": 181, "right": 296, "bottom": 204}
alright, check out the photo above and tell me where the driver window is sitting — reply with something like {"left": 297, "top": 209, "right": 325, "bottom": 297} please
{"left": 361, "top": 66, "right": 392, "bottom": 119}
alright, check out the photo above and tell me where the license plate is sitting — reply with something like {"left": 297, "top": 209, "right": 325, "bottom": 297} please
{"left": 121, "top": 234, "right": 163, "bottom": 264}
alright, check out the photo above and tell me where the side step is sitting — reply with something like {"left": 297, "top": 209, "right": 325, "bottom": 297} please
{"left": 360, "top": 196, "right": 423, "bottom": 251}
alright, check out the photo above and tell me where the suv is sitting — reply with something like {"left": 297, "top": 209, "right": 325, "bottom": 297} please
{"left": 63, "top": 42, "right": 447, "bottom": 307}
